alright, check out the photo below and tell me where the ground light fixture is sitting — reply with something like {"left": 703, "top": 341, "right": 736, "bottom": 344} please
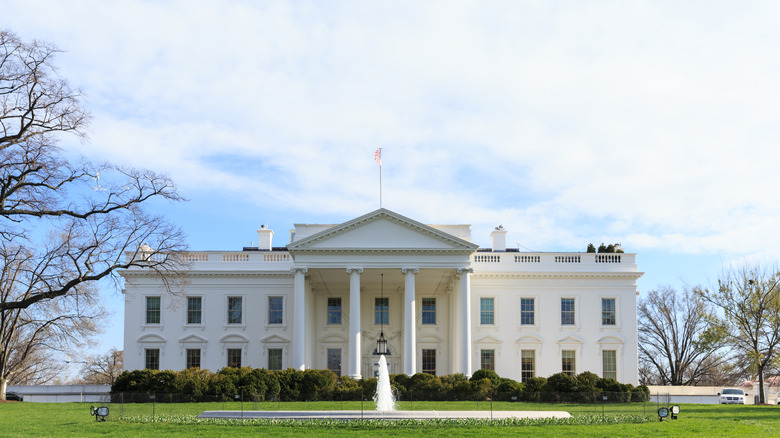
{"left": 657, "top": 406, "right": 669, "bottom": 421}
{"left": 670, "top": 405, "right": 680, "bottom": 420}
{"left": 90, "top": 405, "right": 109, "bottom": 422}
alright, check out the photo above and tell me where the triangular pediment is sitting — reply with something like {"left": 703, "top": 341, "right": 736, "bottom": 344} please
{"left": 178, "top": 334, "right": 208, "bottom": 344}
{"left": 287, "top": 209, "right": 478, "bottom": 253}
{"left": 261, "top": 335, "right": 290, "bottom": 344}
{"left": 557, "top": 335, "right": 584, "bottom": 344}
{"left": 475, "top": 335, "right": 502, "bottom": 344}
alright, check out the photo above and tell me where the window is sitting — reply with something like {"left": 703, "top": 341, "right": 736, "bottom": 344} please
{"left": 327, "top": 348, "right": 341, "bottom": 377}
{"left": 520, "top": 298, "right": 535, "bottom": 325}
{"left": 375, "top": 297, "right": 388, "bottom": 325}
{"left": 187, "top": 297, "right": 202, "bottom": 324}
{"left": 601, "top": 298, "right": 616, "bottom": 325}
{"left": 561, "top": 350, "right": 576, "bottom": 376}
{"left": 268, "top": 296, "right": 283, "bottom": 324}
{"left": 560, "top": 298, "right": 575, "bottom": 325}
{"left": 145, "top": 348, "right": 160, "bottom": 370}
{"left": 268, "top": 348, "right": 282, "bottom": 371}
{"left": 422, "top": 298, "right": 436, "bottom": 325}
{"left": 480, "top": 298, "right": 495, "bottom": 325}
{"left": 227, "top": 297, "right": 242, "bottom": 324}
{"left": 480, "top": 349, "right": 495, "bottom": 371}
{"left": 422, "top": 349, "right": 436, "bottom": 375}
{"left": 603, "top": 350, "right": 617, "bottom": 380}
{"left": 327, "top": 298, "right": 342, "bottom": 325}
{"left": 521, "top": 350, "right": 535, "bottom": 382}
{"left": 227, "top": 348, "right": 242, "bottom": 368}
{"left": 186, "top": 348, "right": 201, "bottom": 369}
{"left": 146, "top": 296, "right": 161, "bottom": 324}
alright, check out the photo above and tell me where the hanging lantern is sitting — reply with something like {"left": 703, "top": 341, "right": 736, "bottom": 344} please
{"left": 377, "top": 330, "right": 388, "bottom": 355}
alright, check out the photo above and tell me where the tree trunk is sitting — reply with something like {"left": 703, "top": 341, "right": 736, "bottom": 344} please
{"left": 758, "top": 366, "right": 765, "bottom": 404}
{"left": 0, "top": 376, "right": 7, "bottom": 401}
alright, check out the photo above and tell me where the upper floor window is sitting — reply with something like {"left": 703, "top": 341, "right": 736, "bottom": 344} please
{"left": 601, "top": 298, "right": 616, "bottom": 325}
{"left": 227, "top": 297, "right": 242, "bottom": 324}
{"left": 422, "top": 298, "right": 436, "bottom": 325}
{"left": 146, "top": 296, "right": 161, "bottom": 324}
{"left": 327, "top": 297, "right": 342, "bottom": 325}
{"left": 375, "top": 297, "right": 389, "bottom": 325}
{"left": 268, "top": 296, "right": 284, "bottom": 324}
{"left": 520, "top": 298, "right": 535, "bottom": 325}
{"left": 480, "top": 298, "right": 495, "bottom": 325}
{"left": 560, "top": 298, "right": 575, "bottom": 325}
{"left": 187, "top": 297, "right": 202, "bottom": 324}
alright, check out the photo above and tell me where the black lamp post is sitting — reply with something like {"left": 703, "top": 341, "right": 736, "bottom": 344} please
{"left": 377, "top": 273, "right": 388, "bottom": 355}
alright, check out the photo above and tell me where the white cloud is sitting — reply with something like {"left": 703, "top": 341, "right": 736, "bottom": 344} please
{"left": 5, "top": 0, "right": 780, "bottom": 257}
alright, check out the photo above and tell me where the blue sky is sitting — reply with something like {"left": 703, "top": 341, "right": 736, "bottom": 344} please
{"left": 5, "top": 1, "right": 780, "bottom": 360}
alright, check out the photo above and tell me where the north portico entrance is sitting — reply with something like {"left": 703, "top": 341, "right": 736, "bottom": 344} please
{"left": 286, "top": 209, "right": 478, "bottom": 379}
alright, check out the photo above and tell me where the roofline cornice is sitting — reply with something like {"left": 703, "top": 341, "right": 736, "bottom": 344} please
{"left": 471, "top": 272, "right": 644, "bottom": 280}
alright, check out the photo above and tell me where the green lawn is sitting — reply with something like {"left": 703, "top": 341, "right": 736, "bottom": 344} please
{"left": 0, "top": 400, "right": 777, "bottom": 437}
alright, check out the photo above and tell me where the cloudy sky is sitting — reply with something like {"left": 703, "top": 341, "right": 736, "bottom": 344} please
{"left": 6, "top": 1, "right": 780, "bottom": 357}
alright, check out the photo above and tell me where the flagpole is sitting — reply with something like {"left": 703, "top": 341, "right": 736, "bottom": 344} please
{"left": 375, "top": 147, "right": 383, "bottom": 208}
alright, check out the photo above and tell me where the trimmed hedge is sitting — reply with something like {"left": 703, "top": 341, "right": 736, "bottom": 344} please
{"left": 111, "top": 368, "right": 649, "bottom": 403}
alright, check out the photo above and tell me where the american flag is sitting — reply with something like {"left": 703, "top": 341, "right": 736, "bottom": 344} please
{"left": 374, "top": 148, "right": 382, "bottom": 166}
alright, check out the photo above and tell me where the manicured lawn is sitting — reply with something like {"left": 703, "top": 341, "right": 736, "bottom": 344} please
{"left": 0, "top": 400, "right": 778, "bottom": 437}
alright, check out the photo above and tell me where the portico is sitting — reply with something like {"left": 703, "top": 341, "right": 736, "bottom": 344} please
{"left": 287, "top": 209, "right": 478, "bottom": 378}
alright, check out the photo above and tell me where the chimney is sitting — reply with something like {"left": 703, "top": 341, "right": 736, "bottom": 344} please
{"left": 490, "top": 225, "right": 507, "bottom": 252}
{"left": 257, "top": 225, "right": 274, "bottom": 251}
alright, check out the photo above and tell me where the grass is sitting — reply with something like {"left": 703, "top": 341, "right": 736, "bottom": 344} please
{"left": 0, "top": 400, "right": 778, "bottom": 437}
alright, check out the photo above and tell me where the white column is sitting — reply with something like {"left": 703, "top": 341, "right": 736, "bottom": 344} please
{"left": 402, "top": 267, "right": 418, "bottom": 375}
{"left": 292, "top": 267, "right": 308, "bottom": 371}
{"left": 458, "top": 267, "right": 473, "bottom": 377}
{"left": 347, "top": 267, "right": 363, "bottom": 379}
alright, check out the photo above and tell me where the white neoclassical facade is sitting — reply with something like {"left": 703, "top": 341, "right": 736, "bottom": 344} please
{"left": 122, "top": 209, "right": 642, "bottom": 384}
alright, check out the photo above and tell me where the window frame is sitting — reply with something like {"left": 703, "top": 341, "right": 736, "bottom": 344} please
{"left": 227, "top": 348, "right": 242, "bottom": 368}
{"left": 520, "top": 297, "right": 535, "bottom": 326}
{"left": 186, "top": 348, "right": 201, "bottom": 369}
{"left": 421, "top": 349, "right": 436, "bottom": 375}
{"left": 520, "top": 349, "right": 535, "bottom": 382}
{"left": 561, "top": 350, "right": 576, "bottom": 377}
{"left": 601, "top": 297, "right": 617, "bottom": 326}
{"left": 374, "top": 297, "right": 389, "bottom": 326}
{"left": 602, "top": 349, "right": 617, "bottom": 380}
{"left": 327, "top": 297, "right": 342, "bottom": 325}
{"left": 480, "top": 349, "right": 495, "bottom": 371}
{"left": 480, "top": 297, "right": 496, "bottom": 326}
{"left": 326, "top": 348, "right": 342, "bottom": 377}
{"left": 145, "top": 296, "right": 161, "bottom": 325}
{"left": 421, "top": 297, "right": 436, "bottom": 325}
{"left": 186, "top": 296, "right": 203, "bottom": 325}
{"left": 268, "top": 348, "right": 283, "bottom": 371}
{"left": 268, "top": 296, "right": 284, "bottom": 325}
{"left": 145, "top": 348, "right": 160, "bottom": 370}
{"left": 227, "top": 296, "right": 243, "bottom": 325}
{"left": 560, "top": 297, "right": 576, "bottom": 326}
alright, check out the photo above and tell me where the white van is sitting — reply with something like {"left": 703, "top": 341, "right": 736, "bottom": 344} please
{"left": 718, "top": 388, "right": 746, "bottom": 404}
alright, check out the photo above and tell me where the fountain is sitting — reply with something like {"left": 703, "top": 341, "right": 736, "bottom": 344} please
{"left": 373, "top": 354, "right": 396, "bottom": 411}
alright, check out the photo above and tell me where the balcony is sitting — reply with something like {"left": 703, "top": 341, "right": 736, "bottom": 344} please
{"left": 471, "top": 252, "right": 638, "bottom": 273}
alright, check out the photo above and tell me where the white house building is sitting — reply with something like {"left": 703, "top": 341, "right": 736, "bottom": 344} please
{"left": 122, "top": 208, "right": 642, "bottom": 384}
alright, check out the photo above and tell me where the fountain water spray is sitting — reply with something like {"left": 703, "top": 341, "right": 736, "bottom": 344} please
{"left": 373, "top": 354, "right": 396, "bottom": 411}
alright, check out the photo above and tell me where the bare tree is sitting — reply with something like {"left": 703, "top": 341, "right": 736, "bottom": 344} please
{"left": 638, "top": 286, "right": 727, "bottom": 386}
{"left": 0, "top": 30, "right": 187, "bottom": 400}
{"left": 78, "top": 349, "right": 123, "bottom": 385}
{"left": 697, "top": 265, "right": 780, "bottom": 403}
